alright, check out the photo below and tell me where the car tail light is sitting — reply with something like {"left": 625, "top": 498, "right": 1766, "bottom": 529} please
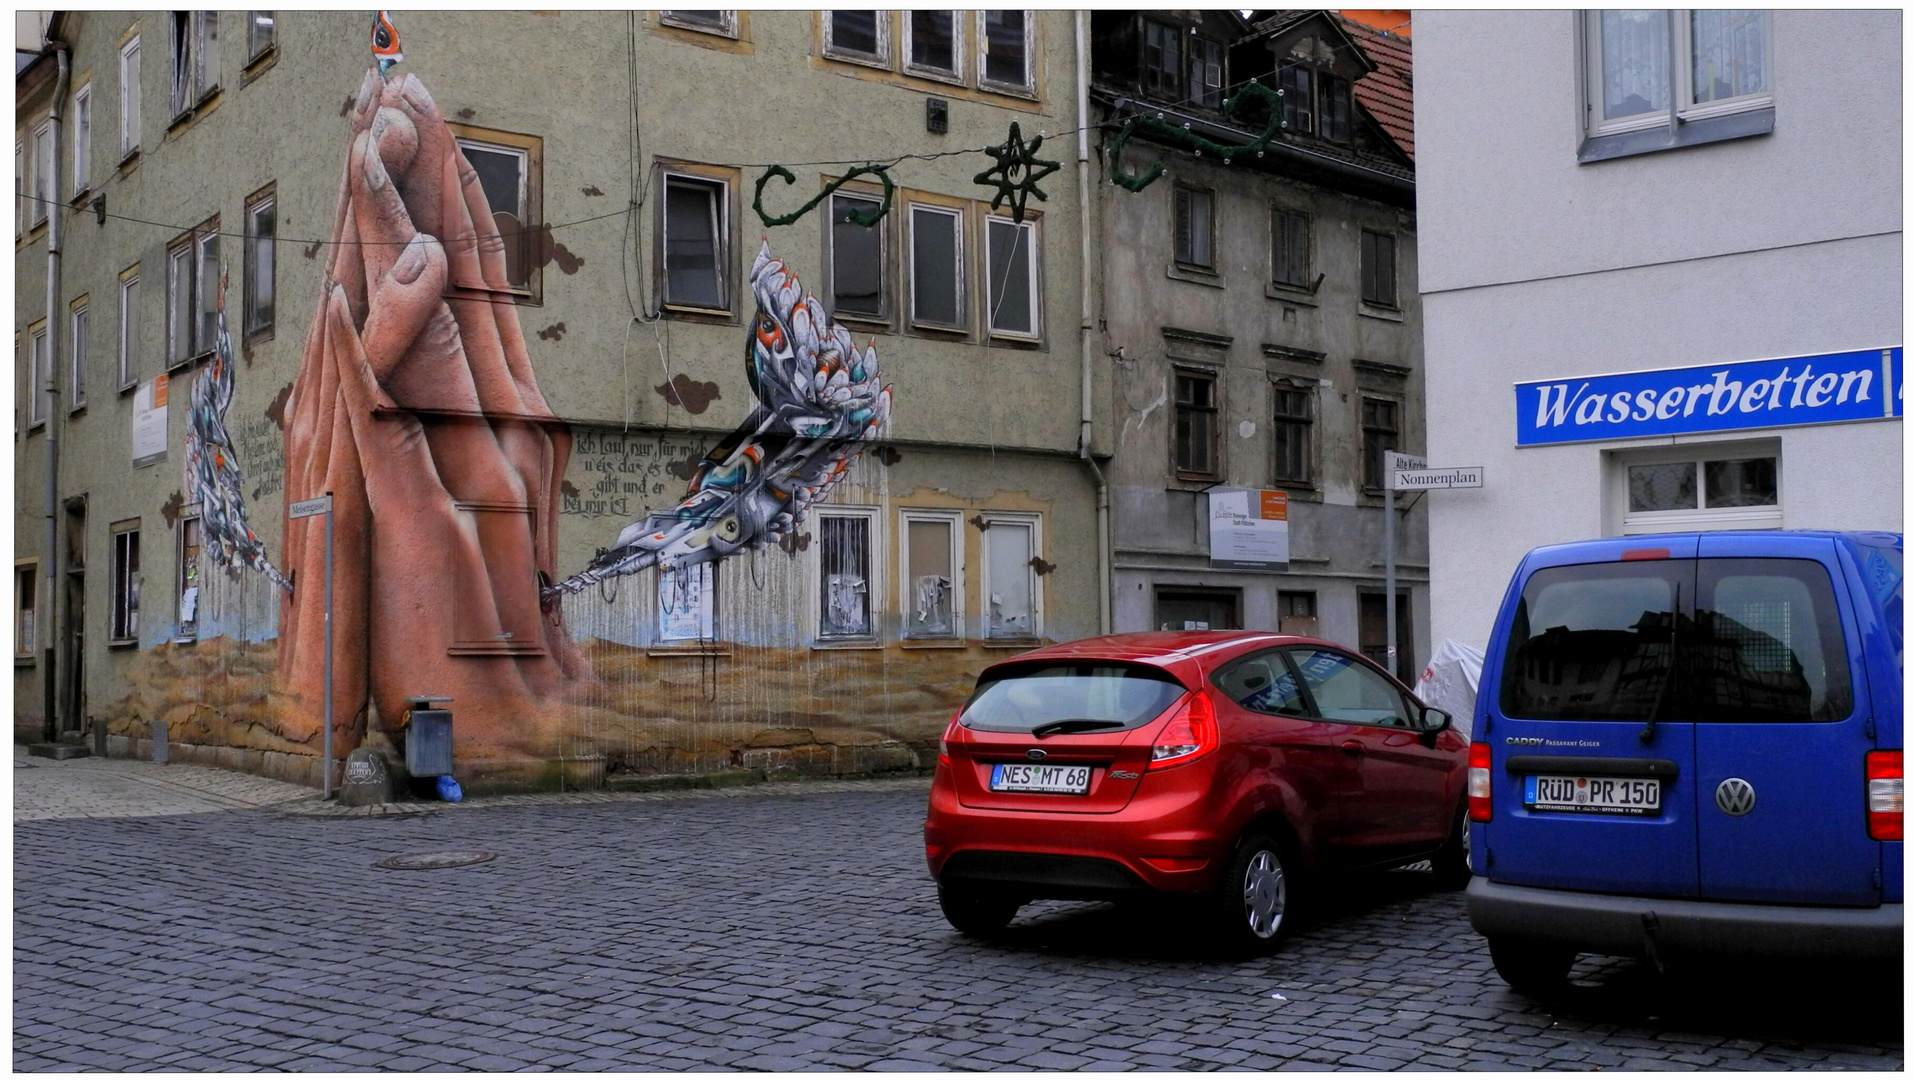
{"left": 1867, "top": 750, "right": 1902, "bottom": 841}
{"left": 937, "top": 710, "right": 961, "bottom": 768}
{"left": 1148, "top": 689, "right": 1218, "bottom": 770}
{"left": 1468, "top": 741, "right": 1492, "bottom": 822}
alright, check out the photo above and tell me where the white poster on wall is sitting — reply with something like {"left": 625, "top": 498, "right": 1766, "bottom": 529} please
{"left": 658, "top": 562, "right": 715, "bottom": 642}
{"left": 1208, "top": 488, "right": 1290, "bottom": 570}
{"left": 132, "top": 374, "right": 169, "bottom": 467}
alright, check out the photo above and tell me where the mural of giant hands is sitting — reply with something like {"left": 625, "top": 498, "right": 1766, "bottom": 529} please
{"left": 280, "top": 68, "right": 586, "bottom": 757}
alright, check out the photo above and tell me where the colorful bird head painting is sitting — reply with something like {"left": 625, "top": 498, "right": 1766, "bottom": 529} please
{"left": 545, "top": 244, "right": 891, "bottom": 601}
{"left": 371, "top": 11, "right": 403, "bottom": 78}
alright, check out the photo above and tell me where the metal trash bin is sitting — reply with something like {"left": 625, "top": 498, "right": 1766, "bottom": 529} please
{"left": 404, "top": 696, "right": 455, "bottom": 778}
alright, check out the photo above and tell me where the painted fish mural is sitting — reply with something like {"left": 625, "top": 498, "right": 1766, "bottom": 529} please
{"left": 547, "top": 243, "right": 892, "bottom": 600}
{"left": 183, "top": 276, "right": 293, "bottom": 593}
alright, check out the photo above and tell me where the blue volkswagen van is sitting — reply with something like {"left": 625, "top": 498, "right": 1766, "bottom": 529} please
{"left": 1466, "top": 531, "right": 1902, "bottom": 992}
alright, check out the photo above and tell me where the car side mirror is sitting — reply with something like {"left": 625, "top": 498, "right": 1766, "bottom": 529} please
{"left": 1419, "top": 706, "right": 1453, "bottom": 747}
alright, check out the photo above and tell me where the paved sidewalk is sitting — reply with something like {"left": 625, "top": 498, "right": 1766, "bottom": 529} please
{"left": 14, "top": 742, "right": 932, "bottom": 822}
{"left": 13, "top": 744, "right": 314, "bottom": 821}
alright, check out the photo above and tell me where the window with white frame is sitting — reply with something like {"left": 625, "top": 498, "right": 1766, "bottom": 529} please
{"left": 166, "top": 219, "right": 219, "bottom": 367}
{"left": 120, "top": 35, "right": 142, "bottom": 159}
{"left": 246, "top": 11, "right": 274, "bottom": 62}
{"left": 978, "top": 10, "right": 1034, "bottom": 94}
{"left": 1613, "top": 440, "right": 1782, "bottom": 534}
{"left": 176, "top": 512, "right": 201, "bottom": 640}
{"left": 14, "top": 561, "right": 36, "bottom": 658}
{"left": 118, "top": 266, "right": 140, "bottom": 389}
{"left": 660, "top": 171, "right": 730, "bottom": 312}
{"left": 14, "top": 140, "right": 23, "bottom": 238}
{"left": 657, "top": 562, "right": 716, "bottom": 642}
{"left": 244, "top": 187, "right": 275, "bottom": 339}
{"left": 908, "top": 202, "right": 965, "bottom": 331}
{"left": 816, "top": 508, "right": 878, "bottom": 640}
{"left": 454, "top": 129, "right": 541, "bottom": 292}
{"left": 70, "top": 85, "right": 91, "bottom": 195}
{"left": 904, "top": 11, "right": 962, "bottom": 81}
{"left": 828, "top": 191, "right": 886, "bottom": 321}
{"left": 900, "top": 509, "right": 962, "bottom": 640}
{"left": 1584, "top": 10, "right": 1772, "bottom": 140}
{"left": 69, "top": 299, "right": 88, "bottom": 410}
{"left": 980, "top": 512, "right": 1041, "bottom": 640}
{"left": 27, "top": 322, "right": 49, "bottom": 428}
{"left": 30, "top": 121, "right": 52, "bottom": 227}
{"left": 661, "top": 10, "right": 736, "bottom": 37}
{"left": 170, "top": 11, "right": 218, "bottom": 118}
{"left": 823, "top": 11, "right": 890, "bottom": 67}
{"left": 984, "top": 214, "right": 1039, "bottom": 338}
{"left": 110, "top": 523, "right": 140, "bottom": 643}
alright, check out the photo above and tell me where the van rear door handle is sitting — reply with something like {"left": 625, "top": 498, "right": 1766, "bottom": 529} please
{"left": 1339, "top": 740, "right": 1365, "bottom": 756}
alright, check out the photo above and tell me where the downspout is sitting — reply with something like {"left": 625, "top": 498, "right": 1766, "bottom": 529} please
{"left": 42, "top": 41, "right": 70, "bottom": 743}
{"left": 1075, "top": 10, "right": 1111, "bottom": 636}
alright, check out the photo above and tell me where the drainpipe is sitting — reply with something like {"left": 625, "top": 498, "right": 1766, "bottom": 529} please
{"left": 1075, "top": 11, "right": 1111, "bottom": 636}
{"left": 41, "top": 41, "right": 70, "bottom": 743}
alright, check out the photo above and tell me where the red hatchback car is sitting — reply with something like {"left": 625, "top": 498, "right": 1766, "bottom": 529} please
{"left": 924, "top": 631, "right": 1471, "bottom": 951}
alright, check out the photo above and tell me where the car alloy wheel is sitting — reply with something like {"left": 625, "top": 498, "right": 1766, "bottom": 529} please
{"left": 1242, "top": 848, "right": 1288, "bottom": 939}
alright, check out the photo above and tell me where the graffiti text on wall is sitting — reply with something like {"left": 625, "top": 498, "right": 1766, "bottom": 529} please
{"left": 563, "top": 432, "right": 711, "bottom": 519}
{"left": 235, "top": 417, "right": 285, "bottom": 501}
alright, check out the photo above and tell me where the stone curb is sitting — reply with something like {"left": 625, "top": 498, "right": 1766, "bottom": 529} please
{"left": 269, "top": 774, "right": 933, "bottom": 819}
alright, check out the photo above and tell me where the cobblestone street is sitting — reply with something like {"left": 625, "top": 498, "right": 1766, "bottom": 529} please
{"left": 13, "top": 764, "right": 1904, "bottom": 1071}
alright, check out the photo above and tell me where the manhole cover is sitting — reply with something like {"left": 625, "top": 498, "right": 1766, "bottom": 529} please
{"left": 375, "top": 850, "right": 497, "bottom": 870}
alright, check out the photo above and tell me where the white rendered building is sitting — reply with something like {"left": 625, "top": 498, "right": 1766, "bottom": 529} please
{"left": 1415, "top": 9, "right": 1902, "bottom": 653}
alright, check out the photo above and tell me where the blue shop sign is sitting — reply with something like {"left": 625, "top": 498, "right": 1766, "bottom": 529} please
{"left": 1515, "top": 347, "right": 1902, "bottom": 447}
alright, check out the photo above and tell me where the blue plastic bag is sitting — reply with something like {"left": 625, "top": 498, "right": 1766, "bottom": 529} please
{"left": 436, "top": 774, "right": 463, "bottom": 802}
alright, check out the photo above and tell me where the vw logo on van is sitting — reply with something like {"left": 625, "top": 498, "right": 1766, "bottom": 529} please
{"left": 1715, "top": 777, "right": 1757, "bottom": 816}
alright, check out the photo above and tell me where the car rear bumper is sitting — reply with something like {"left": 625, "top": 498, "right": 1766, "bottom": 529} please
{"left": 923, "top": 772, "right": 1229, "bottom": 895}
{"left": 1468, "top": 877, "right": 1903, "bottom": 962}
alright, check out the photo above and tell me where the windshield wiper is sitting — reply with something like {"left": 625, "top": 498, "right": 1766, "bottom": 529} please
{"left": 1030, "top": 719, "right": 1129, "bottom": 738}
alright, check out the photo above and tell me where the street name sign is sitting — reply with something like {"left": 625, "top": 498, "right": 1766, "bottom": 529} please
{"left": 1391, "top": 465, "right": 1485, "bottom": 491}
{"left": 288, "top": 495, "right": 334, "bottom": 519}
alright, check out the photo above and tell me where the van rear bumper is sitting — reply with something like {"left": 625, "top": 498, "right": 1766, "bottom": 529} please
{"left": 1468, "top": 878, "right": 1902, "bottom": 962}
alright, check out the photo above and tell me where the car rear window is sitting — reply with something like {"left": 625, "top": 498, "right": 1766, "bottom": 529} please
{"left": 1692, "top": 558, "right": 1850, "bottom": 722}
{"left": 962, "top": 662, "right": 1188, "bottom": 734}
{"left": 1501, "top": 557, "right": 1851, "bottom": 723}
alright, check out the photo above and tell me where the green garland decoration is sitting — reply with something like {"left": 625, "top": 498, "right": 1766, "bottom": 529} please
{"left": 972, "top": 122, "right": 1061, "bottom": 225}
{"left": 1107, "top": 80, "right": 1286, "bottom": 193}
{"left": 753, "top": 164, "right": 895, "bottom": 229}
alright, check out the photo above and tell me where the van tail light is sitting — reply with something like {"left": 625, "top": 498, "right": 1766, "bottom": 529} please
{"left": 1867, "top": 750, "right": 1902, "bottom": 841}
{"left": 937, "top": 710, "right": 962, "bottom": 768}
{"left": 1149, "top": 690, "right": 1218, "bottom": 770}
{"left": 1468, "top": 741, "right": 1493, "bottom": 822}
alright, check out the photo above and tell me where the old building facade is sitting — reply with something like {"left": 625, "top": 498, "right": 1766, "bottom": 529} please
{"left": 1087, "top": 10, "right": 1427, "bottom": 679}
{"left": 14, "top": 11, "right": 1106, "bottom": 789}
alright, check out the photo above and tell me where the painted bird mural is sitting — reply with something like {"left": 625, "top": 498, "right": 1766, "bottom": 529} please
{"left": 184, "top": 276, "right": 294, "bottom": 593}
{"left": 546, "top": 243, "right": 891, "bottom": 601}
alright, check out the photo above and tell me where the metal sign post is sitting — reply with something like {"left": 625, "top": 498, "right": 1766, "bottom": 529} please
{"left": 1384, "top": 455, "right": 1485, "bottom": 683}
{"left": 1381, "top": 452, "right": 1423, "bottom": 680}
{"left": 289, "top": 494, "right": 335, "bottom": 797}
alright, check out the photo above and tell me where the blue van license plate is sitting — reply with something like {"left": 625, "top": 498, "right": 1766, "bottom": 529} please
{"left": 1525, "top": 774, "right": 1662, "bottom": 816}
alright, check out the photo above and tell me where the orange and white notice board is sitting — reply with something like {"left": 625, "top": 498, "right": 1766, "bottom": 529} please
{"left": 1208, "top": 488, "right": 1289, "bottom": 569}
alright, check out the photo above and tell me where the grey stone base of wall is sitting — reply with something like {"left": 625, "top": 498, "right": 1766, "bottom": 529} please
{"left": 97, "top": 735, "right": 933, "bottom": 797}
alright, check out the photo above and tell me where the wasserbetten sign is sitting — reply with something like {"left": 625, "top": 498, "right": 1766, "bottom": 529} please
{"left": 1516, "top": 347, "right": 1902, "bottom": 447}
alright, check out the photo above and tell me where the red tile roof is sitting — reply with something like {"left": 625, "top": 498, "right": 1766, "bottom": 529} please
{"left": 1335, "top": 13, "right": 1414, "bottom": 161}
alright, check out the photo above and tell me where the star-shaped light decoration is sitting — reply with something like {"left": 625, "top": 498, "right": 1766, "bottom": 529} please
{"left": 972, "top": 122, "right": 1061, "bottom": 225}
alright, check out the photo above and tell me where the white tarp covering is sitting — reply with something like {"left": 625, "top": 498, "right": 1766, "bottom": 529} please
{"left": 1414, "top": 638, "right": 1484, "bottom": 738}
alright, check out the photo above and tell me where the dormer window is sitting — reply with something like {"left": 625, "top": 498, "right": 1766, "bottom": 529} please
{"left": 1142, "top": 19, "right": 1182, "bottom": 99}
{"left": 1278, "top": 65, "right": 1352, "bottom": 144}
{"left": 1187, "top": 35, "right": 1225, "bottom": 108}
